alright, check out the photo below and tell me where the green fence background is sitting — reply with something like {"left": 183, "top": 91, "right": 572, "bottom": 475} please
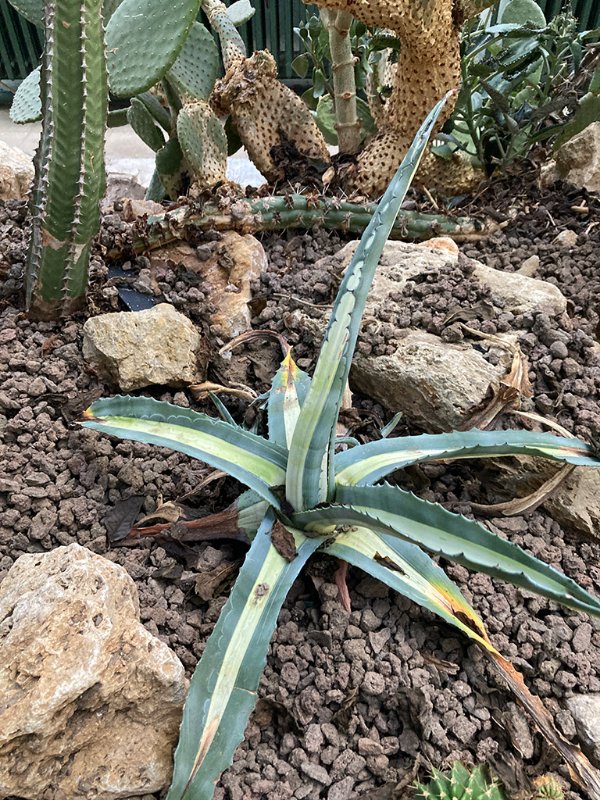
{"left": 1, "top": 0, "right": 599, "bottom": 83}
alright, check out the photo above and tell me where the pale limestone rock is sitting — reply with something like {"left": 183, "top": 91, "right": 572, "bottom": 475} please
{"left": 566, "top": 695, "right": 600, "bottom": 766}
{"left": 555, "top": 122, "right": 600, "bottom": 195}
{"left": 0, "top": 140, "right": 34, "bottom": 200}
{"left": 120, "top": 196, "right": 165, "bottom": 220}
{"left": 477, "top": 457, "right": 600, "bottom": 541}
{"left": 148, "top": 232, "right": 266, "bottom": 341}
{"left": 539, "top": 159, "right": 559, "bottom": 188}
{"left": 0, "top": 544, "right": 186, "bottom": 800}
{"left": 352, "top": 330, "right": 510, "bottom": 432}
{"left": 83, "top": 303, "right": 206, "bottom": 391}
{"left": 553, "top": 229, "right": 579, "bottom": 249}
{"left": 517, "top": 254, "right": 540, "bottom": 276}
{"left": 333, "top": 239, "right": 567, "bottom": 316}
{"left": 544, "top": 467, "right": 600, "bottom": 541}
{"left": 418, "top": 236, "right": 459, "bottom": 256}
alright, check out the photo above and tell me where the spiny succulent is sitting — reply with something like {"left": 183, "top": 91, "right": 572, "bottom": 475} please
{"left": 415, "top": 763, "right": 505, "bottom": 800}
{"left": 532, "top": 775, "right": 565, "bottom": 800}
{"left": 314, "top": 0, "right": 494, "bottom": 196}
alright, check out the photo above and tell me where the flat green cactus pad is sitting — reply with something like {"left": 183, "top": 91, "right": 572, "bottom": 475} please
{"left": 10, "top": 66, "right": 42, "bottom": 123}
{"left": 177, "top": 101, "right": 227, "bottom": 188}
{"left": 127, "top": 97, "right": 166, "bottom": 152}
{"left": 167, "top": 22, "right": 220, "bottom": 101}
{"left": 226, "top": 0, "right": 255, "bottom": 26}
{"left": 106, "top": 0, "right": 200, "bottom": 97}
{"left": 5, "top": 0, "right": 43, "bottom": 26}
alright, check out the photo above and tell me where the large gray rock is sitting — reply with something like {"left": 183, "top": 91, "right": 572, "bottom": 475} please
{"left": 0, "top": 141, "right": 34, "bottom": 200}
{"left": 0, "top": 544, "right": 186, "bottom": 799}
{"left": 352, "top": 330, "right": 511, "bottom": 432}
{"left": 83, "top": 303, "right": 206, "bottom": 391}
{"left": 333, "top": 239, "right": 567, "bottom": 317}
{"left": 566, "top": 695, "right": 600, "bottom": 766}
{"left": 556, "top": 122, "right": 600, "bottom": 195}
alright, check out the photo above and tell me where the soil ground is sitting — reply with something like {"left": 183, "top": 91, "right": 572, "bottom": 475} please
{"left": 0, "top": 174, "right": 599, "bottom": 800}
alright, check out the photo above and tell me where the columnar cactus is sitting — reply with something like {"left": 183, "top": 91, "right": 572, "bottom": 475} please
{"left": 25, "top": 0, "right": 107, "bottom": 319}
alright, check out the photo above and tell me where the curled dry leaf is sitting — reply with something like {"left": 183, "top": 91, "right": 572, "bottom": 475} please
{"left": 459, "top": 325, "right": 532, "bottom": 430}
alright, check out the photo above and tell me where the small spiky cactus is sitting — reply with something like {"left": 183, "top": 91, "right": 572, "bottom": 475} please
{"left": 532, "top": 775, "right": 565, "bottom": 800}
{"left": 415, "top": 763, "right": 505, "bottom": 800}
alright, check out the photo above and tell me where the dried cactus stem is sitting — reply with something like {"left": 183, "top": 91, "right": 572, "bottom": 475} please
{"left": 313, "top": 0, "right": 496, "bottom": 196}
{"left": 321, "top": 9, "right": 361, "bottom": 154}
{"left": 211, "top": 51, "right": 331, "bottom": 183}
{"left": 26, "top": 0, "right": 107, "bottom": 319}
{"left": 107, "top": 195, "right": 493, "bottom": 260}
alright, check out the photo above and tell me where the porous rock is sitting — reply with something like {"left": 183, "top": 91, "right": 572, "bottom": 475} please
{"left": 478, "top": 457, "right": 600, "bottom": 540}
{"left": 334, "top": 239, "right": 567, "bottom": 316}
{"left": 83, "top": 303, "right": 206, "bottom": 391}
{"left": 352, "top": 329, "right": 510, "bottom": 432}
{"left": 555, "top": 121, "right": 600, "bottom": 195}
{"left": 148, "top": 232, "right": 266, "bottom": 341}
{"left": 0, "top": 140, "right": 34, "bottom": 200}
{"left": 566, "top": 694, "right": 600, "bottom": 766}
{"left": 542, "top": 467, "right": 600, "bottom": 541}
{"left": 0, "top": 543, "right": 186, "bottom": 799}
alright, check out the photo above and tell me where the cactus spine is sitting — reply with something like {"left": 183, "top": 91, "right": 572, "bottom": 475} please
{"left": 26, "top": 0, "right": 107, "bottom": 319}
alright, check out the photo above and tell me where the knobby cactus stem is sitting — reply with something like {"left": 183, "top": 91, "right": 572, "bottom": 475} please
{"left": 26, "top": 0, "right": 107, "bottom": 319}
{"left": 321, "top": 9, "right": 362, "bottom": 154}
{"left": 105, "top": 195, "right": 495, "bottom": 261}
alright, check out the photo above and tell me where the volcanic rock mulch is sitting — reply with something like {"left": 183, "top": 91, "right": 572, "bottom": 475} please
{"left": 0, "top": 176, "right": 599, "bottom": 800}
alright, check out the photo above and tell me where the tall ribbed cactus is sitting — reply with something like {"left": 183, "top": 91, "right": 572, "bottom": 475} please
{"left": 26, "top": 0, "right": 107, "bottom": 319}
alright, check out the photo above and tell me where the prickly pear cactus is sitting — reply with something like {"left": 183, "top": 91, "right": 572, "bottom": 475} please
{"left": 105, "top": 0, "right": 200, "bottom": 97}
{"left": 26, "top": 0, "right": 107, "bottom": 319}
{"left": 415, "top": 763, "right": 504, "bottom": 800}
{"left": 314, "top": 0, "right": 494, "bottom": 196}
{"left": 211, "top": 50, "right": 331, "bottom": 183}
{"left": 177, "top": 101, "right": 227, "bottom": 190}
{"left": 167, "top": 21, "right": 220, "bottom": 101}
{"left": 9, "top": 66, "right": 42, "bottom": 123}
{"left": 204, "top": 0, "right": 330, "bottom": 183}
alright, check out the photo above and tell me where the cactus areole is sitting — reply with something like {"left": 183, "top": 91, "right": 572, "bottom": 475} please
{"left": 26, "top": 0, "right": 107, "bottom": 319}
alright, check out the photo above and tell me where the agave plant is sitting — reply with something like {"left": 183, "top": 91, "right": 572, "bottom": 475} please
{"left": 80, "top": 97, "right": 600, "bottom": 799}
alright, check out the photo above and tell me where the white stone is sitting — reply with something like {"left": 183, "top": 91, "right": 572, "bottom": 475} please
{"left": 148, "top": 232, "right": 266, "bottom": 341}
{"left": 0, "top": 140, "right": 34, "bottom": 200}
{"left": 0, "top": 544, "right": 186, "bottom": 799}
{"left": 83, "top": 303, "right": 206, "bottom": 391}
{"left": 553, "top": 229, "right": 578, "bottom": 249}
{"left": 517, "top": 254, "right": 540, "bottom": 276}
{"left": 566, "top": 694, "right": 600, "bottom": 766}
{"left": 352, "top": 330, "right": 511, "bottom": 432}
{"left": 555, "top": 121, "right": 600, "bottom": 195}
{"left": 334, "top": 239, "right": 567, "bottom": 316}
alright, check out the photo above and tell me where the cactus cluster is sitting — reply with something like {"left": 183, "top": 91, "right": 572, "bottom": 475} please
{"left": 415, "top": 763, "right": 505, "bottom": 800}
